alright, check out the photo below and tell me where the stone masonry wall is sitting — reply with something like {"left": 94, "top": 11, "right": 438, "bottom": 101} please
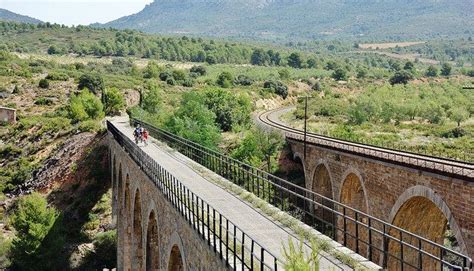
{"left": 109, "top": 135, "right": 229, "bottom": 271}
{"left": 289, "top": 138, "right": 474, "bottom": 267}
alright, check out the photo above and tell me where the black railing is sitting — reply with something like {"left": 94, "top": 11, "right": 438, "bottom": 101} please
{"left": 258, "top": 109, "right": 474, "bottom": 180}
{"left": 108, "top": 121, "right": 280, "bottom": 270}
{"left": 131, "top": 118, "right": 473, "bottom": 271}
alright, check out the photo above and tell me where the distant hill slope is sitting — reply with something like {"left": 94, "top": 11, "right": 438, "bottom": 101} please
{"left": 101, "top": 0, "right": 474, "bottom": 41}
{"left": 0, "top": 8, "right": 42, "bottom": 24}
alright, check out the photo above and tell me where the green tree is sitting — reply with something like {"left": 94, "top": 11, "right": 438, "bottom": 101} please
{"left": 251, "top": 49, "right": 268, "bottom": 66}
{"left": 425, "top": 65, "right": 438, "bottom": 77}
{"left": 78, "top": 73, "right": 104, "bottom": 95}
{"left": 142, "top": 85, "right": 162, "bottom": 114}
{"left": 441, "top": 63, "right": 452, "bottom": 76}
{"left": 164, "top": 92, "right": 221, "bottom": 148}
{"left": 287, "top": 52, "right": 303, "bottom": 69}
{"left": 69, "top": 90, "right": 104, "bottom": 122}
{"left": 232, "top": 127, "right": 283, "bottom": 171}
{"left": 216, "top": 71, "right": 234, "bottom": 88}
{"left": 403, "top": 61, "right": 415, "bottom": 73}
{"left": 332, "top": 68, "right": 348, "bottom": 81}
{"left": 201, "top": 88, "right": 252, "bottom": 132}
{"left": 143, "top": 61, "right": 161, "bottom": 79}
{"left": 448, "top": 108, "right": 469, "bottom": 126}
{"left": 103, "top": 88, "right": 125, "bottom": 116}
{"left": 389, "top": 71, "right": 414, "bottom": 85}
{"left": 9, "top": 193, "right": 60, "bottom": 271}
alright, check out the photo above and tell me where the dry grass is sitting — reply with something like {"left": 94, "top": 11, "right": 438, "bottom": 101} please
{"left": 359, "top": 41, "right": 425, "bottom": 49}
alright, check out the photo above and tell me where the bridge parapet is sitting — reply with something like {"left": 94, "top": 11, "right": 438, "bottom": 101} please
{"left": 131, "top": 118, "right": 473, "bottom": 271}
{"left": 108, "top": 120, "right": 280, "bottom": 270}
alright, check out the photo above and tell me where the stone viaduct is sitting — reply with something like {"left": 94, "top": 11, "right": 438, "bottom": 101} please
{"left": 109, "top": 135, "right": 228, "bottom": 271}
{"left": 287, "top": 136, "right": 474, "bottom": 269}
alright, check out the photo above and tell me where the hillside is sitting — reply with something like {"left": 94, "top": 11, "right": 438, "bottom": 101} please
{"left": 0, "top": 8, "right": 42, "bottom": 24}
{"left": 100, "top": 0, "right": 474, "bottom": 41}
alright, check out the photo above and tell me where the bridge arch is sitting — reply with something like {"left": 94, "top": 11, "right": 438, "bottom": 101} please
{"left": 132, "top": 188, "right": 144, "bottom": 271}
{"left": 123, "top": 173, "right": 132, "bottom": 271}
{"left": 167, "top": 232, "right": 187, "bottom": 271}
{"left": 310, "top": 162, "right": 335, "bottom": 230}
{"left": 339, "top": 170, "right": 369, "bottom": 255}
{"left": 145, "top": 206, "right": 160, "bottom": 271}
{"left": 387, "top": 185, "right": 467, "bottom": 270}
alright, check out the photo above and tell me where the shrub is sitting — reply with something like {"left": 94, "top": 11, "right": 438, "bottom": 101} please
{"left": 103, "top": 87, "right": 125, "bottom": 116}
{"left": 234, "top": 75, "right": 254, "bottom": 86}
{"left": 142, "top": 85, "right": 162, "bottom": 114}
{"left": 68, "top": 90, "right": 104, "bottom": 122}
{"left": 389, "top": 71, "right": 414, "bottom": 85}
{"left": 45, "top": 72, "right": 69, "bottom": 81}
{"left": 34, "top": 97, "right": 54, "bottom": 106}
{"left": 190, "top": 65, "right": 207, "bottom": 76}
{"left": 264, "top": 80, "right": 288, "bottom": 99}
{"left": 442, "top": 127, "right": 466, "bottom": 138}
{"left": 38, "top": 79, "right": 49, "bottom": 89}
{"left": 9, "top": 193, "right": 60, "bottom": 271}
{"left": 425, "top": 65, "right": 438, "bottom": 77}
{"left": 216, "top": 71, "right": 234, "bottom": 88}
{"left": 78, "top": 74, "right": 104, "bottom": 95}
{"left": 279, "top": 69, "right": 291, "bottom": 80}
{"left": 441, "top": 63, "right": 452, "bottom": 76}
{"left": 332, "top": 68, "right": 348, "bottom": 81}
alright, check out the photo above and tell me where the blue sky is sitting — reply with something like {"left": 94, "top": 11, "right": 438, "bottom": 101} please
{"left": 0, "top": 0, "right": 153, "bottom": 25}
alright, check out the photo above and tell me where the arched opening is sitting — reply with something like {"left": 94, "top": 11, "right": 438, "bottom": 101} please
{"left": 146, "top": 211, "right": 159, "bottom": 271}
{"left": 387, "top": 196, "right": 460, "bottom": 271}
{"left": 168, "top": 245, "right": 184, "bottom": 271}
{"left": 123, "top": 174, "right": 132, "bottom": 271}
{"left": 132, "top": 189, "right": 143, "bottom": 271}
{"left": 339, "top": 173, "right": 368, "bottom": 256}
{"left": 312, "top": 163, "right": 334, "bottom": 233}
{"left": 112, "top": 156, "right": 117, "bottom": 222}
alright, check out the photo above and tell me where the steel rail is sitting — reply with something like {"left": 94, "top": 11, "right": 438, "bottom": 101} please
{"left": 131, "top": 118, "right": 473, "bottom": 271}
{"left": 258, "top": 108, "right": 474, "bottom": 180}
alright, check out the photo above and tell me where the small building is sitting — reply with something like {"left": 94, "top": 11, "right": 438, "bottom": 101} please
{"left": 0, "top": 106, "right": 16, "bottom": 124}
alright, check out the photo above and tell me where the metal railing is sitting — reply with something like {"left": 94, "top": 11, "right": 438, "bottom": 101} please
{"left": 131, "top": 118, "right": 473, "bottom": 271}
{"left": 258, "top": 109, "right": 474, "bottom": 180}
{"left": 108, "top": 121, "right": 280, "bottom": 270}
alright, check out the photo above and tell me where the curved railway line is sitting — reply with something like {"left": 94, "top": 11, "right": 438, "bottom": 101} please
{"left": 258, "top": 107, "right": 474, "bottom": 181}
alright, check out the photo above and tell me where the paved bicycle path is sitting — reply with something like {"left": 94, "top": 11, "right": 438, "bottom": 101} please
{"left": 112, "top": 117, "right": 355, "bottom": 271}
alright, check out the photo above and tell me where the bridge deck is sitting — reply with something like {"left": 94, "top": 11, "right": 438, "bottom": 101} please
{"left": 111, "top": 118, "right": 356, "bottom": 270}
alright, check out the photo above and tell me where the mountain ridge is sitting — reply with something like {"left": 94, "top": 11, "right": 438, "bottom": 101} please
{"left": 0, "top": 8, "right": 43, "bottom": 24}
{"left": 100, "top": 0, "right": 474, "bottom": 41}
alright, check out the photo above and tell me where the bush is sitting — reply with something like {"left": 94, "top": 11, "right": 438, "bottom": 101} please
{"left": 78, "top": 73, "right": 104, "bottom": 95}
{"left": 9, "top": 193, "right": 61, "bottom": 271}
{"left": 80, "top": 230, "right": 117, "bottom": 270}
{"left": 142, "top": 84, "right": 162, "bottom": 114}
{"left": 234, "top": 75, "right": 254, "bottom": 86}
{"left": 45, "top": 72, "right": 69, "bottom": 81}
{"left": 34, "top": 97, "right": 54, "bottom": 106}
{"left": 103, "top": 87, "right": 125, "bottom": 116}
{"left": 389, "top": 71, "right": 413, "bottom": 85}
{"left": 216, "top": 71, "right": 234, "bottom": 88}
{"left": 38, "top": 79, "right": 49, "bottom": 89}
{"left": 442, "top": 127, "right": 466, "bottom": 138}
{"left": 78, "top": 120, "right": 102, "bottom": 132}
{"left": 190, "top": 65, "right": 207, "bottom": 76}
{"left": 332, "top": 68, "right": 348, "bottom": 81}
{"left": 425, "top": 65, "right": 438, "bottom": 77}
{"left": 264, "top": 80, "right": 288, "bottom": 99}
{"left": 68, "top": 90, "right": 104, "bottom": 122}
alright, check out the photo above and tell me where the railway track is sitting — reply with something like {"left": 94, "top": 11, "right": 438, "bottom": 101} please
{"left": 258, "top": 107, "right": 474, "bottom": 180}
